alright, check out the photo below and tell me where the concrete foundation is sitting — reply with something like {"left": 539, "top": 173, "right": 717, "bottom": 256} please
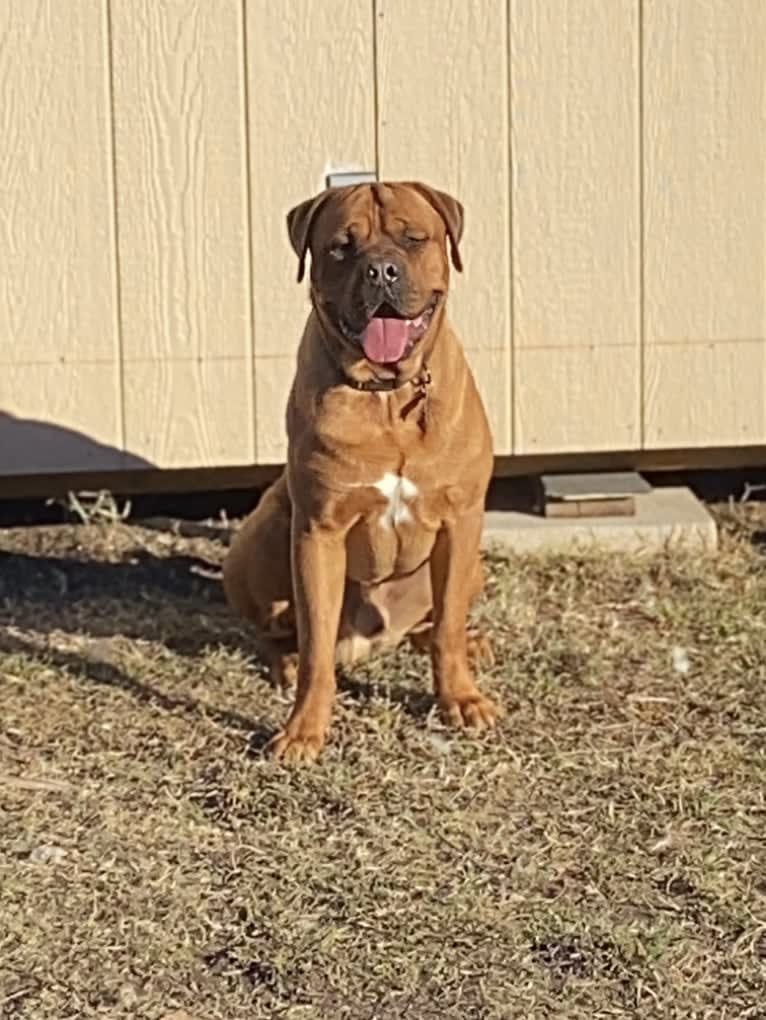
{"left": 482, "top": 486, "right": 717, "bottom": 555}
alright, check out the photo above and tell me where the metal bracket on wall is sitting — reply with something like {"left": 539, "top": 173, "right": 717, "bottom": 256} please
{"left": 326, "top": 170, "right": 377, "bottom": 189}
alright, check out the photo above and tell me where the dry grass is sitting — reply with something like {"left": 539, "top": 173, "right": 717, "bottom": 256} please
{"left": 1, "top": 504, "right": 765, "bottom": 1019}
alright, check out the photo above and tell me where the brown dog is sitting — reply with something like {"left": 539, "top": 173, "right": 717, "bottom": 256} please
{"left": 223, "top": 181, "right": 499, "bottom": 761}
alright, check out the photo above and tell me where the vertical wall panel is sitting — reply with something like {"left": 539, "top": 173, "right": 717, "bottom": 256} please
{"left": 255, "top": 357, "right": 302, "bottom": 465}
{"left": 111, "top": 0, "right": 252, "bottom": 467}
{"left": 0, "top": 0, "right": 122, "bottom": 473}
{"left": 643, "top": 0, "right": 766, "bottom": 448}
{"left": 511, "top": 0, "right": 640, "bottom": 454}
{"left": 376, "top": 0, "right": 512, "bottom": 454}
{"left": 247, "top": 0, "right": 375, "bottom": 462}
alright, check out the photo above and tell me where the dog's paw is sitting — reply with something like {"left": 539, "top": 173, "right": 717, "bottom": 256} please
{"left": 266, "top": 726, "right": 326, "bottom": 764}
{"left": 440, "top": 691, "right": 501, "bottom": 731}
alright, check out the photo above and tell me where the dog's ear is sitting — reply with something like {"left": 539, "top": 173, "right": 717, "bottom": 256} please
{"left": 286, "top": 189, "right": 334, "bottom": 283}
{"left": 405, "top": 182, "right": 465, "bottom": 272}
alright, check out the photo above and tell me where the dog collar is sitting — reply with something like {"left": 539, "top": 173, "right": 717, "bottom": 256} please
{"left": 346, "top": 366, "right": 431, "bottom": 393}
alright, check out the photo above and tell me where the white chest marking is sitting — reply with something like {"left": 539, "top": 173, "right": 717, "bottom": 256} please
{"left": 374, "top": 472, "right": 418, "bottom": 528}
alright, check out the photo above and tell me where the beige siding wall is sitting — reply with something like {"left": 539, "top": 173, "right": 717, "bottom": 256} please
{"left": 0, "top": 0, "right": 121, "bottom": 474}
{"left": 1, "top": 0, "right": 764, "bottom": 476}
{"left": 643, "top": 0, "right": 766, "bottom": 448}
{"left": 511, "top": 0, "right": 641, "bottom": 454}
{"left": 111, "top": 0, "right": 253, "bottom": 468}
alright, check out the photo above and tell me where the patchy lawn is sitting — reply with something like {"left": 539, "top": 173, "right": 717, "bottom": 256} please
{"left": 1, "top": 505, "right": 765, "bottom": 1019}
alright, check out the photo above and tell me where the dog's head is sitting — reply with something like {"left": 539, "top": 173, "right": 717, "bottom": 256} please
{"left": 286, "top": 182, "right": 463, "bottom": 374}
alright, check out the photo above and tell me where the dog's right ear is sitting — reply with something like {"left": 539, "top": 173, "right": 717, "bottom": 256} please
{"left": 405, "top": 182, "right": 465, "bottom": 272}
{"left": 286, "top": 189, "right": 334, "bottom": 284}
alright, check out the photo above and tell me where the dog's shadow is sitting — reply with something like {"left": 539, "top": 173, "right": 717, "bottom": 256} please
{"left": 0, "top": 626, "right": 274, "bottom": 752}
{"left": 0, "top": 543, "right": 436, "bottom": 743}
{"left": 335, "top": 673, "right": 434, "bottom": 724}
{"left": 0, "top": 546, "right": 231, "bottom": 649}
{"left": 0, "top": 544, "right": 277, "bottom": 749}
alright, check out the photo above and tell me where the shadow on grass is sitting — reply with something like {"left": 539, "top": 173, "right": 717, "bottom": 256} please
{"left": 0, "top": 544, "right": 439, "bottom": 732}
{"left": 0, "top": 547, "right": 224, "bottom": 604}
{"left": 336, "top": 668, "right": 435, "bottom": 720}
{"left": 0, "top": 546, "right": 231, "bottom": 654}
{"left": 0, "top": 625, "right": 275, "bottom": 752}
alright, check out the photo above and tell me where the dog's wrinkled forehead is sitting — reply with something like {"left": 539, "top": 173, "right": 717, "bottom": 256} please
{"left": 287, "top": 181, "right": 465, "bottom": 282}
{"left": 313, "top": 184, "right": 445, "bottom": 246}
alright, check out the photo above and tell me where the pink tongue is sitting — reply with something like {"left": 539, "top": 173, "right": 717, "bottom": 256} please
{"left": 362, "top": 317, "right": 410, "bottom": 364}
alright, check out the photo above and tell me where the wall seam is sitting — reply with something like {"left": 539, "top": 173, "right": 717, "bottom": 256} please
{"left": 507, "top": 0, "right": 516, "bottom": 454}
{"left": 241, "top": 0, "right": 257, "bottom": 462}
{"left": 372, "top": 0, "right": 381, "bottom": 177}
{"left": 638, "top": 0, "right": 646, "bottom": 449}
{"left": 104, "top": 0, "right": 127, "bottom": 461}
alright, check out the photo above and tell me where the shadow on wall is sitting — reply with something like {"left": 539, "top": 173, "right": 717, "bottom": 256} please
{"left": 0, "top": 411, "right": 152, "bottom": 475}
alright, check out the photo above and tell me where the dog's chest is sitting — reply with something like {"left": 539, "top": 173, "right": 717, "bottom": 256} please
{"left": 372, "top": 472, "right": 419, "bottom": 528}
{"left": 344, "top": 468, "right": 440, "bottom": 583}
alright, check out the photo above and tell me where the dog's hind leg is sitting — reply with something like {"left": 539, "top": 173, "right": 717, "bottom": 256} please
{"left": 407, "top": 554, "right": 494, "bottom": 666}
{"left": 223, "top": 472, "right": 299, "bottom": 687}
{"left": 223, "top": 472, "right": 293, "bottom": 620}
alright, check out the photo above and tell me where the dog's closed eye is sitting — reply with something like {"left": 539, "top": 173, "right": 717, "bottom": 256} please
{"left": 401, "top": 228, "right": 429, "bottom": 248}
{"left": 329, "top": 233, "right": 355, "bottom": 260}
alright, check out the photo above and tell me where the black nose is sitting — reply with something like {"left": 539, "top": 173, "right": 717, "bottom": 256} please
{"left": 366, "top": 259, "right": 400, "bottom": 285}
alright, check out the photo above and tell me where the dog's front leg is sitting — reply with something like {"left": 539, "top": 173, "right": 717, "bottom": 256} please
{"left": 267, "top": 513, "right": 346, "bottom": 763}
{"left": 429, "top": 509, "right": 500, "bottom": 730}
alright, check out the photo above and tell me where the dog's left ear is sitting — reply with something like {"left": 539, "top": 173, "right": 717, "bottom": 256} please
{"left": 286, "top": 189, "right": 334, "bottom": 283}
{"left": 406, "top": 182, "right": 465, "bottom": 272}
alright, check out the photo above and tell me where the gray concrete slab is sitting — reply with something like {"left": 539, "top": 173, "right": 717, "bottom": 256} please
{"left": 482, "top": 486, "right": 717, "bottom": 555}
